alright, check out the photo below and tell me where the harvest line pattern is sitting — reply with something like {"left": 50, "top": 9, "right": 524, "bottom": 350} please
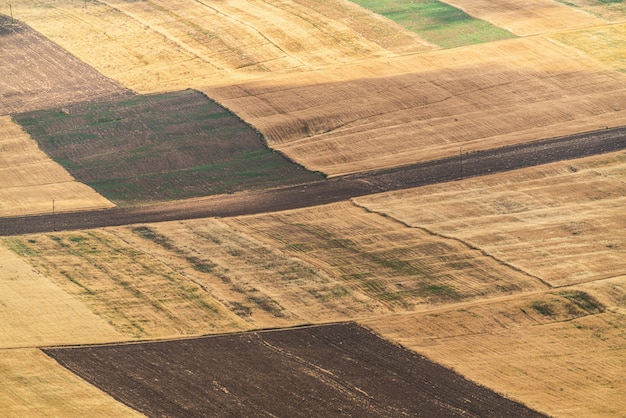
{"left": 1, "top": 125, "right": 625, "bottom": 236}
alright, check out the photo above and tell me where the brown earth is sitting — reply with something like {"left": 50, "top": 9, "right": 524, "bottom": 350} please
{"left": 0, "top": 15, "right": 130, "bottom": 116}
{"left": 1, "top": 124, "right": 624, "bottom": 236}
{"left": 43, "top": 322, "right": 546, "bottom": 418}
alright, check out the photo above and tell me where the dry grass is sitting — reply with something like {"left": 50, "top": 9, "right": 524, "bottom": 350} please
{"left": 364, "top": 276, "right": 626, "bottom": 417}
{"left": 0, "top": 116, "right": 114, "bottom": 217}
{"left": 356, "top": 151, "right": 626, "bottom": 287}
{"left": 205, "top": 36, "right": 626, "bottom": 176}
{"left": 550, "top": 22, "right": 626, "bottom": 73}
{"left": 109, "top": 219, "right": 379, "bottom": 328}
{"left": 553, "top": 0, "right": 626, "bottom": 22}
{"left": 0, "top": 241, "right": 121, "bottom": 348}
{"left": 0, "top": 348, "right": 142, "bottom": 416}
{"left": 225, "top": 202, "right": 547, "bottom": 310}
{"left": 441, "top": 0, "right": 607, "bottom": 36}
{"left": 4, "top": 230, "right": 245, "bottom": 340}
{"left": 10, "top": 0, "right": 432, "bottom": 93}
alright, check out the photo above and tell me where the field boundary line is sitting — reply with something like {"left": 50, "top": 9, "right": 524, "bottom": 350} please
{"left": 350, "top": 200, "right": 553, "bottom": 290}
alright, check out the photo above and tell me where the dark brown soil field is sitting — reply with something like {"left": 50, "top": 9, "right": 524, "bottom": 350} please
{"left": 0, "top": 15, "right": 130, "bottom": 115}
{"left": 13, "top": 89, "right": 323, "bottom": 204}
{"left": 44, "top": 322, "right": 545, "bottom": 417}
{"left": 2, "top": 125, "right": 625, "bottom": 236}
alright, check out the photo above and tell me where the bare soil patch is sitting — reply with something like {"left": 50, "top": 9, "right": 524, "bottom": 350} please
{"left": 13, "top": 89, "right": 323, "bottom": 205}
{"left": 44, "top": 322, "right": 546, "bottom": 417}
{"left": 0, "top": 15, "right": 129, "bottom": 115}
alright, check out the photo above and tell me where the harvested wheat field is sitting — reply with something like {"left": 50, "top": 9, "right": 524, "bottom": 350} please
{"left": 550, "top": 22, "right": 626, "bottom": 73}
{"left": 0, "top": 348, "right": 141, "bottom": 417}
{"left": 9, "top": 0, "right": 433, "bottom": 93}
{"left": 365, "top": 277, "right": 626, "bottom": 417}
{"left": 224, "top": 201, "right": 548, "bottom": 309}
{"left": 441, "top": 0, "right": 608, "bottom": 36}
{"left": 0, "top": 15, "right": 129, "bottom": 115}
{"left": 205, "top": 36, "right": 626, "bottom": 176}
{"left": 0, "top": 116, "right": 114, "bottom": 217}
{"left": 2, "top": 230, "right": 249, "bottom": 340}
{"left": 356, "top": 151, "right": 626, "bottom": 287}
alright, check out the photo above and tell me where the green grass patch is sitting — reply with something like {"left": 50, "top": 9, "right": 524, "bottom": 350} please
{"left": 14, "top": 89, "right": 324, "bottom": 205}
{"left": 349, "top": 0, "right": 515, "bottom": 48}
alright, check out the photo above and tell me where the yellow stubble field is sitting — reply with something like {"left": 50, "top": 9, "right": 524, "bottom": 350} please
{"left": 205, "top": 36, "right": 626, "bottom": 176}
{"left": 356, "top": 151, "right": 626, "bottom": 287}
{"left": 0, "top": 116, "right": 114, "bottom": 217}
{"left": 364, "top": 277, "right": 626, "bottom": 417}
{"left": 10, "top": 0, "right": 432, "bottom": 93}
{"left": 441, "top": 0, "right": 609, "bottom": 36}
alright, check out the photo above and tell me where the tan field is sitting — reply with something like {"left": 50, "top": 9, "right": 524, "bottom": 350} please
{"left": 0, "top": 116, "right": 114, "bottom": 217}
{"left": 205, "top": 36, "right": 626, "bottom": 175}
{"left": 2, "top": 150, "right": 626, "bottom": 415}
{"left": 442, "top": 0, "right": 609, "bottom": 35}
{"left": 0, "top": 349, "right": 142, "bottom": 417}
{"left": 364, "top": 276, "right": 626, "bottom": 417}
{"left": 10, "top": 0, "right": 432, "bottom": 93}
{"left": 356, "top": 151, "right": 626, "bottom": 287}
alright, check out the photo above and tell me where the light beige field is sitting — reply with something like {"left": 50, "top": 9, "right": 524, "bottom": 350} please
{"left": 365, "top": 276, "right": 626, "bottom": 417}
{"left": 0, "top": 348, "right": 142, "bottom": 417}
{"left": 0, "top": 241, "right": 121, "bottom": 348}
{"left": 550, "top": 22, "right": 626, "bottom": 73}
{"left": 442, "top": 0, "right": 608, "bottom": 35}
{"left": 356, "top": 151, "right": 626, "bottom": 287}
{"left": 551, "top": 0, "right": 626, "bottom": 21}
{"left": 206, "top": 36, "right": 626, "bottom": 175}
{"left": 10, "top": 0, "right": 432, "bottom": 93}
{"left": 0, "top": 116, "right": 114, "bottom": 217}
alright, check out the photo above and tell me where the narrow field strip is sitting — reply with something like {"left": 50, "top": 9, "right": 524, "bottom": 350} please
{"left": 365, "top": 276, "right": 626, "bottom": 417}
{"left": 356, "top": 151, "right": 626, "bottom": 287}
{"left": 0, "top": 348, "right": 141, "bottom": 417}
{"left": 440, "top": 0, "right": 607, "bottom": 36}
{"left": 0, "top": 116, "right": 114, "bottom": 217}
{"left": 349, "top": 0, "right": 516, "bottom": 47}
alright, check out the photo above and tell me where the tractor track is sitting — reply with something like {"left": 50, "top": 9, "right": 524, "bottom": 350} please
{"left": 2, "top": 125, "right": 625, "bottom": 236}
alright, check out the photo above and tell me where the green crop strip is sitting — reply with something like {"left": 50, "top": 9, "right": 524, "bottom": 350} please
{"left": 349, "top": 0, "right": 515, "bottom": 48}
{"left": 14, "top": 89, "right": 324, "bottom": 204}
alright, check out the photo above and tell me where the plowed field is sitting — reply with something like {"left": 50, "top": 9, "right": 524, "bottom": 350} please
{"left": 44, "top": 323, "right": 546, "bottom": 417}
{"left": 0, "top": 15, "right": 129, "bottom": 115}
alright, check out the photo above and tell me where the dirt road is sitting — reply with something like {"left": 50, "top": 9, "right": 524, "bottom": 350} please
{"left": 2, "top": 125, "right": 625, "bottom": 236}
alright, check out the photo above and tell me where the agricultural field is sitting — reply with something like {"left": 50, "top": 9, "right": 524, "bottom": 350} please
{"left": 43, "top": 323, "right": 545, "bottom": 417}
{"left": 0, "top": 116, "right": 114, "bottom": 217}
{"left": 349, "top": 0, "right": 516, "bottom": 47}
{"left": 13, "top": 89, "right": 323, "bottom": 205}
{"left": 1, "top": 0, "right": 626, "bottom": 416}
{"left": 0, "top": 15, "right": 129, "bottom": 116}
{"left": 355, "top": 151, "right": 626, "bottom": 287}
